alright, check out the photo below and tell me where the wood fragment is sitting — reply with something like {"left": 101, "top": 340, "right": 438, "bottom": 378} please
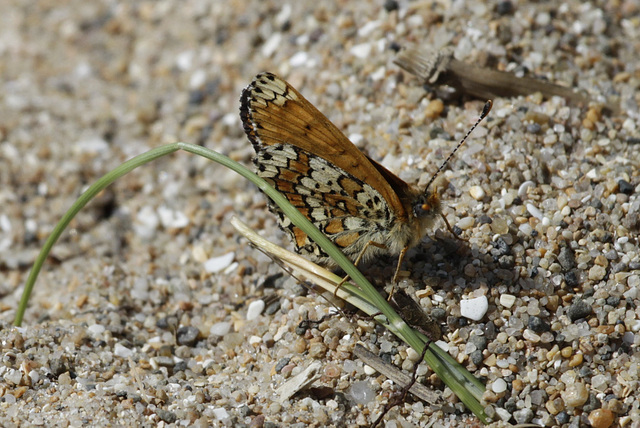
{"left": 353, "top": 344, "right": 439, "bottom": 405}
{"left": 275, "top": 361, "right": 322, "bottom": 402}
{"left": 395, "top": 46, "right": 619, "bottom": 115}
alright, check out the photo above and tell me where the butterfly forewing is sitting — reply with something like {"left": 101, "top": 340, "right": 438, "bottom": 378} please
{"left": 240, "top": 72, "right": 437, "bottom": 265}
{"left": 241, "top": 72, "right": 410, "bottom": 218}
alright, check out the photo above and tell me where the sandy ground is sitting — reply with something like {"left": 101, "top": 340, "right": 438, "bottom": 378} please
{"left": 1, "top": 1, "right": 639, "bottom": 427}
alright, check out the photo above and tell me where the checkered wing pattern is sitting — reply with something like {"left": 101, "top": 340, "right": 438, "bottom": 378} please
{"left": 240, "top": 72, "right": 436, "bottom": 265}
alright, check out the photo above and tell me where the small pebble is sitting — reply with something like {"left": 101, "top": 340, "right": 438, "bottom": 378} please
{"left": 518, "top": 181, "right": 536, "bottom": 198}
{"left": 513, "top": 408, "right": 534, "bottom": 424}
{"left": 204, "top": 252, "right": 235, "bottom": 273}
{"left": 460, "top": 296, "right": 489, "bottom": 321}
{"left": 210, "top": 321, "right": 232, "bottom": 336}
{"left": 589, "top": 265, "right": 607, "bottom": 281}
{"left": 588, "top": 409, "right": 615, "bottom": 428}
{"left": 491, "top": 378, "right": 507, "bottom": 393}
{"left": 246, "top": 300, "right": 266, "bottom": 320}
{"left": 526, "top": 203, "right": 543, "bottom": 220}
{"left": 499, "top": 294, "right": 516, "bottom": 308}
{"left": 457, "top": 216, "right": 475, "bottom": 230}
{"left": 561, "top": 382, "right": 589, "bottom": 407}
{"left": 567, "top": 299, "right": 592, "bottom": 321}
{"left": 424, "top": 99, "right": 444, "bottom": 119}
{"left": 157, "top": 206, "right": 189, "bottom": 228}
{"left": 114, "top": 343, "right": 133, "bottom": 358}
{"left": 469, "top": 185, "right": 485, "bottom": 200}
{"left": 176, "top": 326, "right": 200, "bottom": 346}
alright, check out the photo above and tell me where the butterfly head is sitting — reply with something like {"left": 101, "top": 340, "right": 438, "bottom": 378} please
{"left": 412, "top": 188, "right": 441, "bottom": 219}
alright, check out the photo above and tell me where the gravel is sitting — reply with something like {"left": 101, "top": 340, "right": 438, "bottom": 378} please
{"left": 1, "top": 0, "right": 639, "bottom": 426}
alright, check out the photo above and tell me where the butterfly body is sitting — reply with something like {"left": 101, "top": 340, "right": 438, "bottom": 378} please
{"left": 240, "top": 72, "right": 442, "bottom": 268}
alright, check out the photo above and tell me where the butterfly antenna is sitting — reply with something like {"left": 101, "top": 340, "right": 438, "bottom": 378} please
{"left": 424, "top": 100, "right": 493, "bottom": 192}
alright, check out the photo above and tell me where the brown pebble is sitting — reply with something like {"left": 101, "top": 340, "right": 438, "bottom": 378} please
{"left": 75, "top": 294, "right": 89, "bottom": 309}
{"left": 512, "top": 379, "right": 524, "bottom": 392}
{"left": 561, "top": 346, "right": 573, "bottom": 358}
{"left": 588, "top": 408, "right": 615, "bottom": 428}
{"left": 424, "top": 99, "right": 444, "bottom": 119}
{"left": 324, "top": 364, "right": 341, "bottom": 378}
{"left": 562, "top": 382, "right": 589, "bottom": 407}
{"left": 545, "top": 397, "right": 565, "bottom": 415}
{"left": 293, "top": 338, "right": 307, "bottom": 354}
{"left": 569, "top": 353, "right": 583, "bottom": 367}
{"left": 308, "top": 342, "right": 327, "bottom": 359}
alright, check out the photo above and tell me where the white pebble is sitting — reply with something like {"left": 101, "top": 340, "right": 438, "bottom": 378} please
{"left": 526, "top": 203, "right": 543, "bottom": 220}
{"left": 28, "top": 370, "right": 40, "bottom": 384}
{"left": 212, "top": 408, "right": 229, "bottom": 420}
{"left": 246, "top": 299, "right": 266, "bottom": 320}
{"left": 114, "top": 343, "right": 133, "bottom": 358}
{"left": 500, "top": 294, "right": 516, "bottom": 308}
{"left": 460, "top": 296, "right": 488, "bottom": 321}
{"left": 457, "top": 217, "right": 475, "bottom": 230}
{"left": 88, "top": 324, "right": 106, "bottom": 336}
{"left": 491, "top": 378, "right": 508, "bottom": 393}
{"left": 0, "top": 214, "right": 11, "bottom": 232}
{"left": 157, "top": 205, "right": 189, "bottom": 229}
{"left": 189, "top": 69, "right": 207, "bottom": 89}
{"left": 5, "top": 369, "right": 22, "bottom": 385}
{"left": 261, "top": 33, "right": 282, "bottom": 57}
{"left": 350, "top": 42, "right": 372, "bottom": 59}
{"left": 204, "top": 252, "right": 235, "bottom": 273}
{"left": 289, "top": 51, "right": 309, "bottom": 67}
{"left": 134, "top": 205, "right": 160, "bottom": 239}
{"left": 210, "top": 321, "right": 232, "bottom": 336}
{"left": 363, "top": 365, "right": 377, "bottom": 376}
{"left": 518, "top": 223, "right": 533, "bottom": 235}
{"left": 469, "top": 185, "right": 485, "bottom": 200}
{"left": 495, "top": 407, "right": 512, "bottom": 422}
{"left": 518, "top": 181, "right": 536, "bottom": 198}
{"left": 523, "top": 329, "right": 541, "bottom": 342}
{"left": 248, "top": 335, "right": 262, "bottom": 346}
{"left": 434, "top": 340, "right": 449, "bottom": 352}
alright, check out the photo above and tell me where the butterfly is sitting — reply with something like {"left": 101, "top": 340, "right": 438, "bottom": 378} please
{"left": 240, "top": 72, "right": 490, "bottom": 278}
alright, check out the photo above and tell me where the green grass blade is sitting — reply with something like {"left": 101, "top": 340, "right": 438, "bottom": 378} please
{"left": 16, "top": 142, "right": 487, "bottom": 423}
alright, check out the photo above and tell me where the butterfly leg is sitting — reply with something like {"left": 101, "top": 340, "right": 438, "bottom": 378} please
{"left": 440, "top": 213, "right": 464, "bottom": 241}
{"left": 387, "top": 246, "right": 409, "bottom": 300}
{"left": 334, "top": 240, "right": 387, "bottom": 297}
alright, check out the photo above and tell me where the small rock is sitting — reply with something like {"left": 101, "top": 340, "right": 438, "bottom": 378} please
{"left": 204, "top": 252, "right": 235, "bottom": 273}
{"left": 588, "top": 409, "right": 615, "bottom": 428}
{"left": 500, "top": 294, "right": 516, "bottom": 308}
{"left": 589, "top": 265, "right": 607, "bottom": 281}
{"left": 529, "top": 316, "right": 550, "bottom": 333}
{"left": 114, "top": 343, "right": 134, "bottom": 358}
{"left": 558, "top": 247, "right": 576, "bottom": 271}
{"left": 513, "top": 408, "right": 534, "bottom": 423}
{"left": 491, "top": 378, "right": 507, "bottom": 393}
{"left": 246, "top": 300, "right": 266, "bottom": 320}
{"left": 383, "top": 0, "right": 399, "bottom": 12}
{"left": 210, "top": 321, "right": 232, "bottom": 336}
{"left": 176, "top": 326, "right": 200, "bottom": 346}
{"left": 618, "top": 179, "right": 633, "bottom": 195}
{"left": 156, "top": 409, "right": 178, "bottom": 424}
{"left": 308, "top": 342, "right": 327, "bottom": 359}
{"left": 567, "top": 299, "right": 592, "bottom": 321}
{"left": 469, "top": 185, "right": 486, "bottom": 200}
{"left": 460, "top": 296, "right": 488, "bottom": 321}
{"left": 526, "top": 203, "right": 543, "bottom": 220}
{"left": 561, "top": 382, "right": 589, "bottom": 407}
{"left": 157, "top": 206, "right": 189, "bottom": 228}
{"left": 518, "top": 181, "right": 536, "bottom": 198}
{"left": 469, "top": 335, "right": 488, "bottom": 351}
